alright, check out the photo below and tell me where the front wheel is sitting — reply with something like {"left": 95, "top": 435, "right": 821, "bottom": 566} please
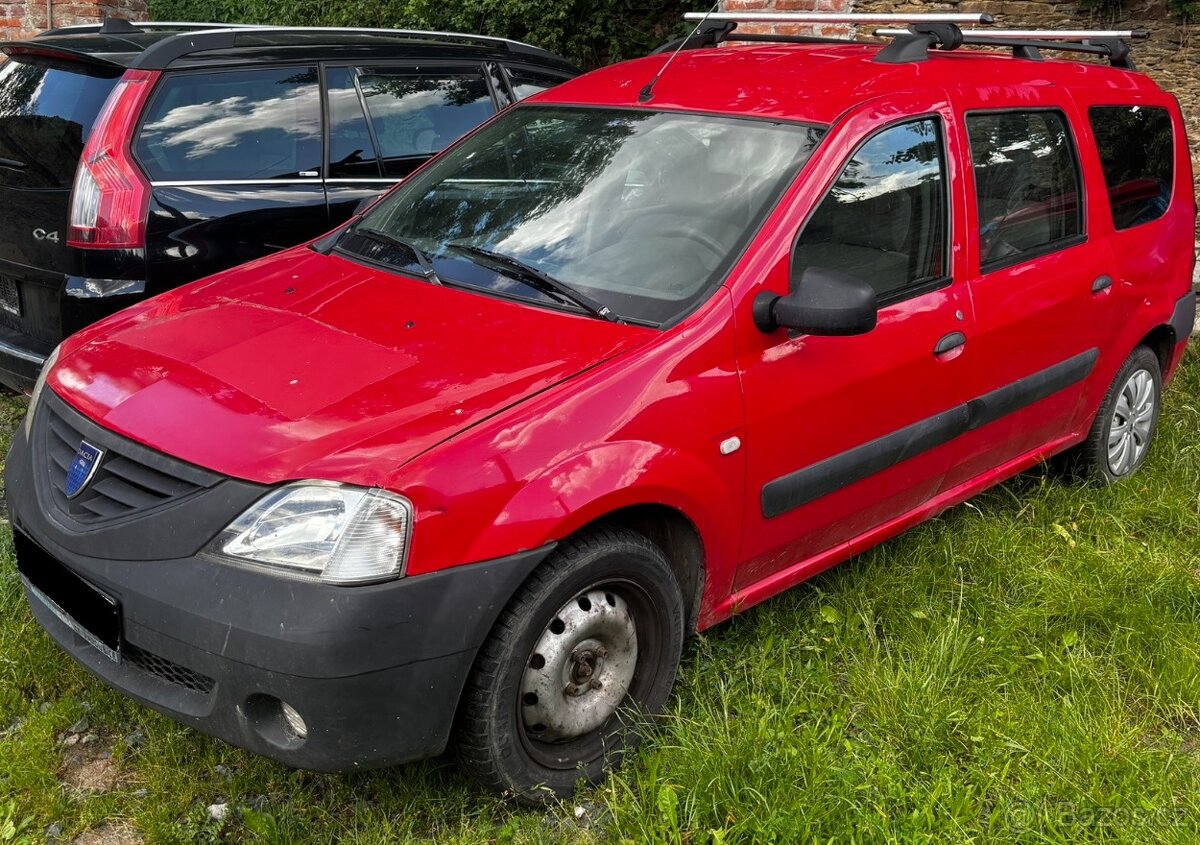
{"left": 1061, "top": 346, "right": 1162, "bottom": 485}
{"left": 453, "top": 527, "right": 685, "bottom": 804}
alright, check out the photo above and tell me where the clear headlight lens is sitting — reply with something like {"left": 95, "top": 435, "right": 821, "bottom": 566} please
{"left": 215, "top": 484, "right": 412, "bottom": 585}
{"left": 23, "top": 343, "right": 61, "bottom": 439}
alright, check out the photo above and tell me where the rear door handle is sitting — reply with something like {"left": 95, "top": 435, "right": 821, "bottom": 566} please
{"left": 1092, "top": 275, "right": 1113, "bottom": 293}
{"left": 934, "top": 331, "right": 966, "bottom": 356}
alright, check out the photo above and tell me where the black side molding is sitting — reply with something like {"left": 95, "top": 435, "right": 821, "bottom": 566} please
{"left": 1169, "top": 292, "right": 1197, "bottom": 346}
{"left": 761, "top": 348, "right": 1100, "bottom": 518}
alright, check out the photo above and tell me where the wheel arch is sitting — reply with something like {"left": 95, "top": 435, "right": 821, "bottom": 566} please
{"left": 1138, "top": 323, "right": 1176, "bottom": 374}
{"left": 573, "top": 503, "right": 706, "bottom": 635}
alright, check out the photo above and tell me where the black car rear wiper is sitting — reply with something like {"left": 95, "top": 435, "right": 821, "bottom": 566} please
{"left": 351, "top": 226, "right": 443, "bottom": 286}
{"left": 0, "top": 157, "right": 27, "bottom": 170}
{"left": 448, "top": 244, "right": 618, "bottom": 323}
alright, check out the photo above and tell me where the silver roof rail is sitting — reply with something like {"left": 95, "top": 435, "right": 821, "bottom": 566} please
{"left": 684, "top": 12, "right": 992, "bottom": 24}
{"left": 44, "top": 21, "right": 263, "bottom": 31}
{"left": 876, "top": 27, "right": 1148, "bottom": 39}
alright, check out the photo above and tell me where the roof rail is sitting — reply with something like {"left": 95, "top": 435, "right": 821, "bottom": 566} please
{"left": 663, "top": 12, "right": 1147, "bottom": 71}
{"left": 39, "top": 20, "right": 261, "bottom": 36}
{"left": 874, "top": 24, "right": 1148, "bottom": 68}
{"left": 120, "top": 25, "right": 567, "bottom": 70}
{"left": 682, "top": 11, "right": 993, "bottom": 24}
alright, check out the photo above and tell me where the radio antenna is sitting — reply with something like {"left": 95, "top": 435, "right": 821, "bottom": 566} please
{"left": 640, "top": 1, "right": 720, "bottom": 103}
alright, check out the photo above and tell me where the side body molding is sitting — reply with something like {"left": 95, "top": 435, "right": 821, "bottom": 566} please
{"left": 762, "top": 348, "right": 1100, "bottom": 518}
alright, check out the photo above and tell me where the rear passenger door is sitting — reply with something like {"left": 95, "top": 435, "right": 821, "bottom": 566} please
{"left": 323, "top": 63, "right": 502, "bottom": 224}
{"left": 138, "top": 65, "right": 329, "bottom": 286}
{"left": 945, "top": 104, "right": 1118, "bottom": 488}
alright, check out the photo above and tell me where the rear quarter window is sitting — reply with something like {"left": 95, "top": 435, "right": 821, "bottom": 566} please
{"left": 0, "top": 57, "right": 121, "bottom": 189}
{"left": 134, "top": 66, "right": 321, "bottom": 182}
{"left": 1088, "top": 105, "right": 1174, "bottom": 230}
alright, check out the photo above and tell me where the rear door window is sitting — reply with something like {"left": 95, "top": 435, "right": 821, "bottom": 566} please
{"left": 135, "top": 66, "right": 322, "bottom": 182}
{"left": 966, "top": 110, "right": 1083, "bottom": 270}
{"left": 1089, "top": 105, "right": 1173, "bottom": 229}
{"left": 357, "top": 67, "right": 497, "bottom": 179}
{"left": 0, "top": 57, "right": 121, "bottom": 189}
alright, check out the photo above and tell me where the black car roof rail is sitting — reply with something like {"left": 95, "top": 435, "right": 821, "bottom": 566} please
{"left": 39, "top": 20, "right": 261, "bottom": 36}
{"left": 659, "top": 11, "right": 1147, "bottom": 71}
{"left": 126, "top": 25, "right": 564, "bottom": 70}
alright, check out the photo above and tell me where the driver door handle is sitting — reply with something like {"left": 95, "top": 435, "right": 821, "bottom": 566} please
{"left": 934, "top": 332, "right": 966, "bottom": 356}
{"left": 1092, "top": 275, "right": 1113, "bottom": 294}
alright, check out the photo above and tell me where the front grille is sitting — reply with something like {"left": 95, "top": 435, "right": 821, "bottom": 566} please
{"left": 38, "top": 392, "right": 220, "bottom": 525}
{"left": 124, "top": 643, "right": 215, "bottom": 695}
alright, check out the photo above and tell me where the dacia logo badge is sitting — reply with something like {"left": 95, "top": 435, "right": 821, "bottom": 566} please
{"left": 64, "top": 441, "right": 103, "bottom": 499}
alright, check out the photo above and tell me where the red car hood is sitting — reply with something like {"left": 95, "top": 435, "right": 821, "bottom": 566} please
{"left": 50, "top": 248, "right": 651, "bottom": 486}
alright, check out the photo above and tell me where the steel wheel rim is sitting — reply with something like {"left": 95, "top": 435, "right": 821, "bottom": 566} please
{"left": 515, "top": 577, "right": 663, "bottom": 771}
{"left": 1107, "top": 368, "right": 1155, "bottom": 476}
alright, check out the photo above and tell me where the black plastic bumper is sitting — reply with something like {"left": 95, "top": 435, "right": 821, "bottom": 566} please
{"left": 6, "top": 407, "right": 553, "bottom": 771}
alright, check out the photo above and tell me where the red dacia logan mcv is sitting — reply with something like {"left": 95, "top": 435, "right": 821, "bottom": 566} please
{"left": 6, "top": 13, "right": 1196, "bottom": 802}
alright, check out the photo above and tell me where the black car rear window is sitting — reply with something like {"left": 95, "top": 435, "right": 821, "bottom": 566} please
{"left": 0, "top": 57, "right": 121, "bottom": 190}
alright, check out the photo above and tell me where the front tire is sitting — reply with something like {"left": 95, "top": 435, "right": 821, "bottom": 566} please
{"left": 1063, "top": 346, "right": 1162, "bottom": 485}
{"left": 453, "top": 527, "right": 685, "bottom": 804}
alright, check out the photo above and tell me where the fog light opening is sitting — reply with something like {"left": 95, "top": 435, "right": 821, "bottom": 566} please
{"left": 281, "top": 701, "right": 308, "bottom": 740}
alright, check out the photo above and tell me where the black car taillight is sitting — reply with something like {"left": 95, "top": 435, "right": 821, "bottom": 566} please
{"left": 67, "top": 69, "right": 159, "bottom": 250}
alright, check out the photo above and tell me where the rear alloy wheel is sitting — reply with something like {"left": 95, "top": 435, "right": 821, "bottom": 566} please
{"left": 1060, "top": 345, "right": 1162, "bottom": 485}
{"left": 454, "top": 527, "right": 685, "bottom": 804}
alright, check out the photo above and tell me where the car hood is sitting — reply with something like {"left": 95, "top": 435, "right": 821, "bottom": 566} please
{"left": 49, "top": 248, "right": 652, "bottom": 486}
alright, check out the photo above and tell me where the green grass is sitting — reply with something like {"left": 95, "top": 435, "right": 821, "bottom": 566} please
{"left": 1, "top": 349, "right": 1199, "bottom": 844}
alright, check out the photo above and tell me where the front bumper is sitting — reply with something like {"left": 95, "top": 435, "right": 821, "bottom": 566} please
{"left": 6, "top": 392, "right": 551, "bottom": 771}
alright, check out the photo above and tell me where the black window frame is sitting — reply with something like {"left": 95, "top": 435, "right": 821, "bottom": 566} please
{"left": 500, "top": 64, "right": 576, "bottom": 103}
{"left": 791, "top": 113, "right": 953, "bottom": 309}
{"left": 964, "top": 107, "right": 1088, "bottom": 275}
{"left": 1087, "top": 103, "right": 1175, "bottom": 232}
{"left": 133, "top": 62, "right": 324, "bottom": 185}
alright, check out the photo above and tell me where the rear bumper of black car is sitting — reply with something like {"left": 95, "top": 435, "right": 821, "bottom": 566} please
{"left": 6, "top": 392, "right": 551, "bottom": 771}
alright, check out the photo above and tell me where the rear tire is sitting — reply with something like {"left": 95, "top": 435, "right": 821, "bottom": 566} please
{"left": 1059, "top": 346, "right": 1161, "bottom": 486}
{"left": 453, "top": 526, "right": 684, "bottom": 805}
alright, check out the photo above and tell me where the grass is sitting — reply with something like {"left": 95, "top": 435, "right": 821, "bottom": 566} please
{"left": 0, "top": 349, "right": 1198, "bottom": 844}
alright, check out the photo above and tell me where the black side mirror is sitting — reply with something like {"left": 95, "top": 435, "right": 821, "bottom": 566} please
{"left": 753, "top": 266, "right": 877, "bottom": 336}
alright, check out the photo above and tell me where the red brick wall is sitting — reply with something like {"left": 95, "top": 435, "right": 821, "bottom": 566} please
{"left": 1, "top": 0, "right": 146, "bottom": 42}
{"left": 720, "top": 0, "right": 857, "bottom": 38}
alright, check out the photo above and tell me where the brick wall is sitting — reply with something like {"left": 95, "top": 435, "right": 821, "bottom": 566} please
{"left": 1, "top": 0, "right": 147, "bottom": 42}
{"left": 722, "top": 0, "right": 857, "bottom": 37}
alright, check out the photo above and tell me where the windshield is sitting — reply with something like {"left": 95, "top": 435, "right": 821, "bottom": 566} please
{"left": 349, "top": 106, "right": 825, "bottom": 325}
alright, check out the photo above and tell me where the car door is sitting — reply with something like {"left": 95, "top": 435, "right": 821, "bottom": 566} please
{"left": 734, "top": 94, "right": 975, "bottom": 592}
{"left": 139, "top": 64, "right": 331, "bottom": 287}
{"left": 323, "top": 62, "right": 503, "bottom": 226}
{"left": 944, "top": 102, "right": 1119, "bottom": 489}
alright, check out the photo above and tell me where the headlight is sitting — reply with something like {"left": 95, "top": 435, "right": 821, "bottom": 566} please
{"left": 23, "top": 344, "right": 60, "bottom": 439}
{"left": 213, "top": 484, "right": 412, "bottom": 585}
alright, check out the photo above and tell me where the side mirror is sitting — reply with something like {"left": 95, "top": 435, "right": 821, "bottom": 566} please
{"left": 752, "top": 266, "right": 877, "bottom": 336}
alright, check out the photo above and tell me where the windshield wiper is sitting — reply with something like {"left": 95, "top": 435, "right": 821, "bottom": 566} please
{"left": 0, "top": 156, "right": 27, "bottom": 170}
{"left": 448, "top": 244, "right": 619, "bottom": 323}
{"left": 351, "top": 226, "right": 443, "bottom": 286}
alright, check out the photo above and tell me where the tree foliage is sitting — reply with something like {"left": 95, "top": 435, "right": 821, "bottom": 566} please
{"left": 148, "top": 0, "right": 694, "bottom": 69}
